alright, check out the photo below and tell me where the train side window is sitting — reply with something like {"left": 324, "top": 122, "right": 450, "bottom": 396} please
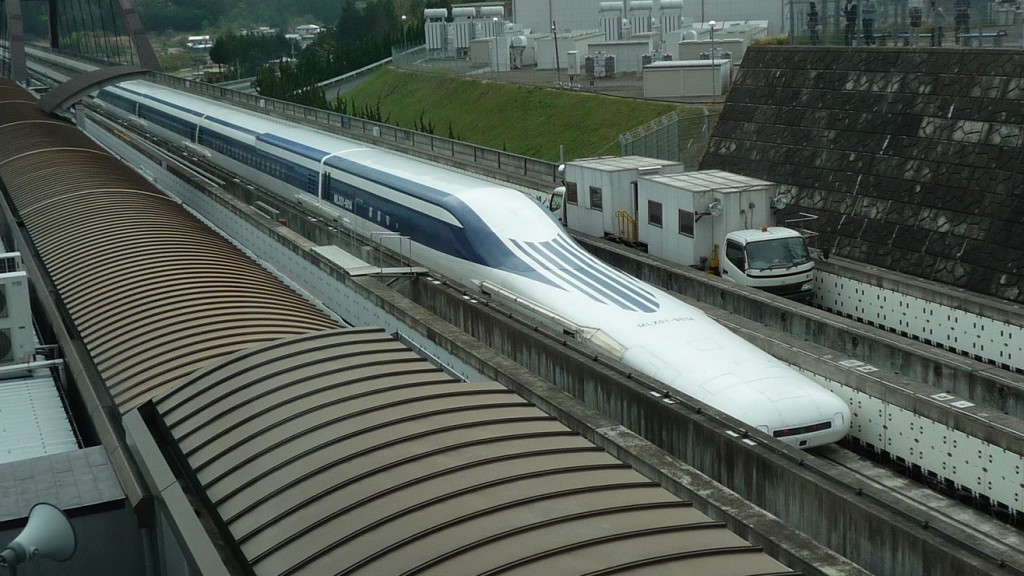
{"left": 565, "top": 181, "right": 578, "bottom": 205}
{"left": 589, "top": 186, "right": 603, "bottom": 211}
{"left": 648, "top": 200, "right": 663, "bottom": 227}
{"left": 678, "top": 209, "right": 694, "bottom": 237}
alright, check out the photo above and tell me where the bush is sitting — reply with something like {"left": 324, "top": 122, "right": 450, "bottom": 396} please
{"left": 752, "top": 35, "right": 791, "bottom": 45}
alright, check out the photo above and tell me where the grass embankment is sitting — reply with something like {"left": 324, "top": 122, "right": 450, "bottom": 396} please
{"left": 341, "top": 67, "right": 693, "bottom": 163}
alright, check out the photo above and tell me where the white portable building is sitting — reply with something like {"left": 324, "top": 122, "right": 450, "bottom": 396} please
{"left": 562, "top": 156, "right": 685, "bottom": 239}
{"left": 675, "top": 37, "right": 746, "bottom": 63}
{"left": 636, "top": 171, "right": 780, "bottom": 267}
{"left": 535, "top": 30, "right": 604, "bottom": 70}
{"left": 642, "top": 59, "right": 731, "bottom": 98}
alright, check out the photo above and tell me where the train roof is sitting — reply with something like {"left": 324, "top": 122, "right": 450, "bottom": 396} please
{"left": 111, "top": 80, "right": 565, "bottom": 242}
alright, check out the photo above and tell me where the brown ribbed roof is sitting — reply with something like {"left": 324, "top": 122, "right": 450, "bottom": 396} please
{"left": 0, "top": 80, "right": 338, "bottom": 411}
{"left": 156, "top": 328, "right": 794, "bottom": 576}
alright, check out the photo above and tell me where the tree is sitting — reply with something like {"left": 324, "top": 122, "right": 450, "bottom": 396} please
{"left": 233, "top": 0, "right": 408, "bottom": 108}
{"left": 210, "top": 32, "right": 292, "bottom": 77}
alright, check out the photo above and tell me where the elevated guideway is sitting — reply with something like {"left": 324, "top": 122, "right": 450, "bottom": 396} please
{"left": 29, "top": 45, "right": 1024, "bottom": 574}
{"left": 78, "top": 97, "right": 1024, "bottom": 576}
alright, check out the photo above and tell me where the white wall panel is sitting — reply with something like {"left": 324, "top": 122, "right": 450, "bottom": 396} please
{"left": 802, "top": 363, "right": 1024, "bottom": 515}
{"left": 986, "top": 445, "right": 1023, "bottom": 510}
{"left": 815, "top": 270, "right": 1024, "bottom": 372}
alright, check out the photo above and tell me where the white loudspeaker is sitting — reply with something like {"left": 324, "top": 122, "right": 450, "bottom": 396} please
{"left": 0, "top": 503, "right": 77, "bottom": 567}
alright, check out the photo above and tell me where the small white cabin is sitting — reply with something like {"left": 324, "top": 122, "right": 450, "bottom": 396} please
{"left": 636, "top": 170, "right": 780, "bottom": 266}
{"left": 562, "top": 156, "right": 685, "bottom": 239}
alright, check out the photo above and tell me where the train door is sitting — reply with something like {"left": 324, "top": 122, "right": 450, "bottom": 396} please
{"left": 320, "top": 171, "right": 332, "bottom": 202}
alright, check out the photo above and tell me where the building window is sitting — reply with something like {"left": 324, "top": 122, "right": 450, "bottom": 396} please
{"left": 566, "top": 181, "right": 578, "bottom": 205}
{"left": 590, "top": 186, "right": 603, "bottom": 211}
{"left": 648, "top": 200, "right": 663, "bottom": 227}
{"left": 678, "top": 209, "right": 694, "bottom": 237}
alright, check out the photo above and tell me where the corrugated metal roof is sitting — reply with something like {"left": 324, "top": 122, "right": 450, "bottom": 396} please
{"left": 0, "top": 81, "right": 339, "bottom": 412}
{"left": 155, "top": 328, "right": 794, "bottom": 576}
{"left": 570, "top": 155, "right": 680, "bottom": 172}
{"left": 647, "top": 169, "right": 775, "bottom": 192}
{"left": 0, "top": 375, "right": 78, "bottom": 464}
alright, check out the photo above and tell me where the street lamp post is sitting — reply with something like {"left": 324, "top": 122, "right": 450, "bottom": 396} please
{"left": 401, "top": 15, "right": 407, "bottom": 49}
{"left": 708, "top": 20, "right": 716, "bottom": 97}
{"left": 552, "top": 21, "right": 561, "bottom": 85}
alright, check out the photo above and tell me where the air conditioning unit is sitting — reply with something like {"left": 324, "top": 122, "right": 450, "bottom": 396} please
{"left": 0, "top": 252, "right": 21, "bottom": 275}
{"left": 0, "top": 270, "right": 33, "bottom": 368}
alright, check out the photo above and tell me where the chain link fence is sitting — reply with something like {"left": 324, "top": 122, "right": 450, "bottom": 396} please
{"left": 619, "top": 109, "right": 716, "bottom": 169}
{"left": 789, "top": 0, "right": 1013, "bottom": 47}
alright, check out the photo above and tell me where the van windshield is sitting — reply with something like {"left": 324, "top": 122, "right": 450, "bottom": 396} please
{"left": 548, "top": 193, "right": 563, "bottom": 213}
{"left": 745, "top": 237, "right": 810, "bottom": 270}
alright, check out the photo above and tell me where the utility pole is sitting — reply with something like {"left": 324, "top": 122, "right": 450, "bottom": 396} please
{"left": 709, "top": 20, "right": 716, "bottom": 97}
{"left": 553, "top": 21, "right": 561, "bottom": 84}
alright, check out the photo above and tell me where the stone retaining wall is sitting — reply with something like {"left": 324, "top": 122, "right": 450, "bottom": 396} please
{"left": 703, "top": 46, "right": 1024, "bottom": 302}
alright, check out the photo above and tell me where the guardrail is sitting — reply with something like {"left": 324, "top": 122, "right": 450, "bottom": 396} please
{"left": 147, "top": 72, "right": 561, "bottom": 188}
{"left": 316, "top": 55, "right": 395, "bottom": 88}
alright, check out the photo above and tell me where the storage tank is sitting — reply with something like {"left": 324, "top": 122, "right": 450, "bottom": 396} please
{"left": 629, "top": 0, "right": 654, "bottom": 35}
{"left": 425, "top": 8, "right": 448, "bottom": 51}
{"left": 599, "top": 2, "right": 623, "bottom": 40}
{"left": 659, "top": 0, "right": 684, "bottom": 33}
{"left": 424, "top": 8, "right": 448, "bottom": 20}
{"left": 604, "top": 54, "right": 616, "bottom": 77}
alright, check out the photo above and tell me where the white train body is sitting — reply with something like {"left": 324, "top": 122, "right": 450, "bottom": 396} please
{"left": 96, "top": 80, "right": 851, "bottom": 448}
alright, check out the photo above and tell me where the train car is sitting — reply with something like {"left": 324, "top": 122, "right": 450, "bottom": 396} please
{"left": 95, "top": 80, "right": 851, "bottom": 448}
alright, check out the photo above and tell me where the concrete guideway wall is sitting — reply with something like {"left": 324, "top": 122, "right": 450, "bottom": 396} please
{"left": 815, "top": 255, "right": 1024, "bottom": 376}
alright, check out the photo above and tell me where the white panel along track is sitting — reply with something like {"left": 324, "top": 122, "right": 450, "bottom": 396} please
{"left": 815, "top": 271, "right": 1024, "bottom": 372}
{"left": 799, "top": 364, "right": 1024, "bottom": 517}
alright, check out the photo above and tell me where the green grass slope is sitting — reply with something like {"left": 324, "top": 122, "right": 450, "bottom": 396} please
{"left": 339, "top": 67, "right": 691, "bottom": 163}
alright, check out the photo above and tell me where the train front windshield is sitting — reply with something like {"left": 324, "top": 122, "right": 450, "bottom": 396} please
{"left": 745, "top": 237, "right": 810, "bottom": 270}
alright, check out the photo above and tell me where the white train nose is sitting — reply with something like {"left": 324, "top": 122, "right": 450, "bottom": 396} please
{"left": 765, "top": 394, "right": 851, "bottom": 448}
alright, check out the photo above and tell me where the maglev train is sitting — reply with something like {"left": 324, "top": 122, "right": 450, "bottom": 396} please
{"left": 95, "top": 80, "right": 851, "bottom": 448}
